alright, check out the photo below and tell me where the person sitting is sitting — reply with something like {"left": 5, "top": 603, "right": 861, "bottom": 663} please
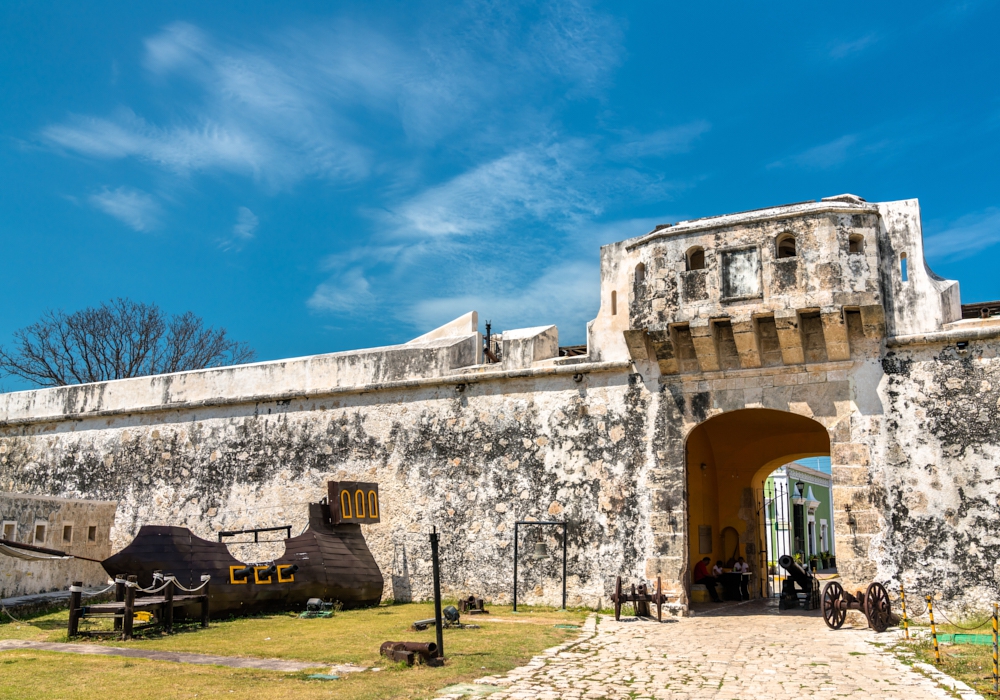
{"left": 693, "top": 556, "right": 721, "bottom": 602}
{"left": 732, "top": 556, "right": 751, "bottom": 600}
{"left": 712, "top": 560, "right": 725, "bottom": 577}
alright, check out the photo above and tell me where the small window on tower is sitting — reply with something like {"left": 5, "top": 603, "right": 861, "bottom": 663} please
{"left": 62, "top": 525, "right": 73, "bottom": 543}
{"left": 848, "top": 234, "right": 864, "bottom": 254}
{"left": 776, "top": 233, "right": 797, "bottom": 259}
{"left": 88, "top": 525, "right": 97, "bottom": 542}
{"left": 635, "top": 262, "right": 646, "bottom": 284}
{"left": 686, "top": 246, "right": 705, "bottom": 271}
{"left": 34, "top": 523, "right": 46, "bottom": 544}
{"left": 611, "top": 290, "right": 618, "bottom": 315}
{"left": 2, "top": 522, "right": 14, "bottom": 541}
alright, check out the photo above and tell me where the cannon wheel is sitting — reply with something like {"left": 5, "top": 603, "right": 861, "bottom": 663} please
{"left": 656, "top": 576, "right": 663, "bottom": 622}
{"left": 614, "top": 576, "right": 622, "bottom": 621}
{"left": 864, "top": 582, "right": 892, "bottom": 633}
{"left": 822, "top": 581, "right": 847, "bottom": 630}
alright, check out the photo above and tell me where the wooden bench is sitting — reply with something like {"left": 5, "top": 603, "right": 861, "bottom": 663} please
{"left": 68, "top": 574, "right": 209, "bottom": 640}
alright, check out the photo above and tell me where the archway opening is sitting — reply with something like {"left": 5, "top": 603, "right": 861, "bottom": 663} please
{"left": 686, "top": 408, "right": 831, "bottom": 605}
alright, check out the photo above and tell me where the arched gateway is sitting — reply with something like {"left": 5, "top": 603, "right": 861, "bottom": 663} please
{"left": 685, "top": 409, "right": 830, "bottom": 602}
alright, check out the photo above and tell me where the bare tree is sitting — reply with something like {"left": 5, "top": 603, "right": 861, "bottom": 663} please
{"left": 0, "top": 298, "right": 256, "bottom": 387}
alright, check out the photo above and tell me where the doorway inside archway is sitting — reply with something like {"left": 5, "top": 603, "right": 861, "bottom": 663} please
{"left": 686, "top": 408, "right": 831, "bottom": 603}
{"left": 761, "top": 456, "right": 836, "bottom": 598}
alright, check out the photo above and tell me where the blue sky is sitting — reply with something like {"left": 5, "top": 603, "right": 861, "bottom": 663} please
{"left": 2, "top": 1, "right": 999, "bottom": 389}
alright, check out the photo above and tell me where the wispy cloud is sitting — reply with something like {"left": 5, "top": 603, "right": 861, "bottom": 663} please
{"left": 219, "top": 206, "right": 259, "bottom": 251}
{"left": 925, "top": 208, "right": 1000, "bottom": 261}
{"left": 610, "top": 121, "right": 711, "bottom": 160}
{"left": 829, "top": 33, "right": 879, "bottom": 59}
{"left": 307, "top": 268, "right": 376, "bottom": 314}
{"left": 411, "top": 260, "right": 600, "bottom": 337}
{"left": 385, "top": 140, "right": 673, "bottom": 240}
{"left": 767, "top": 129, "right": 910, "bottom": 170}
{"left": 89, "top": 186, "right": 162, "bottom": 231}
{"left": 41, "top": 5, "right": 623, "bottom": 187}
{"left": 388, "top": 143, "right": 598, "bottom": 238}
{"left": 770, "top": 134, "right": 860, "bottom": 169}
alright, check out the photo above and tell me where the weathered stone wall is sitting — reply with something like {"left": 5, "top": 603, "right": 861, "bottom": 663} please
{"left": 0, "top": 368, "right": 656, "bottom": 608}
{"left": 872, "top": 339, "right": 1000, "bottom": 608}
{"left": 0, "top": 493, "right": 116, "bottom": 597}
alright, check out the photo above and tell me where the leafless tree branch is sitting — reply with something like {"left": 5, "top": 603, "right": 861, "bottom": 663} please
{"left": 0, "top": 298, "right": 257, "bottom": 387}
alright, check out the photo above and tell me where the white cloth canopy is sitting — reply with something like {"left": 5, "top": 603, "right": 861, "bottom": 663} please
{"left": 0, "top": 543, "right": 71, "bottom": 561}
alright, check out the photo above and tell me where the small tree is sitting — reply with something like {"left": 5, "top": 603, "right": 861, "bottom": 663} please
{"left": 0, "top": 298, "right": 256, "bottom": 387}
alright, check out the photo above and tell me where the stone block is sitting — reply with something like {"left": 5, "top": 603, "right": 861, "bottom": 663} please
{"left": 831, "top": 466, "right": 871, "bottom": 486}
{"left": 774, "top": 310, "right": 805, "bottom": 365}
{"left": 821, "top": 309, "right": 851, "bottom": 361}
{"left": 834, "top": 509, "right": 881, "bottom": 535}
{"left": 832, "top": 485, "right": 874, "bottom": 509}
{"left": 832, "top": 442, "right": 871, "bottom": 466}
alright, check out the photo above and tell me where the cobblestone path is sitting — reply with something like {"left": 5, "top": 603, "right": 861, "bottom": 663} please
{"left": 437, "top": 601, "right": 977, "bottom": 699}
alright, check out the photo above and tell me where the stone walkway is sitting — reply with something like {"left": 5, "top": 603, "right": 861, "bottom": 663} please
{"left": 436, "top": 601, "right": 981, "bottom": 699}
{"left": 0, "top": 639, "right": 321, "bottom": 672}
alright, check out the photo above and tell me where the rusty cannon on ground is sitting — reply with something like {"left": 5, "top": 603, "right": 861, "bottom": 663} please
{"left": 821, "top": 580, "right": 896, "bottom": 632}
{"left": 777, "top": 555, "right": 820, "bottom": 611}
{"left": 610, "top": 576, "right": 670, "bottom": 621}
{"left": 380, "top": 641, "right": 440, "bottom": 666}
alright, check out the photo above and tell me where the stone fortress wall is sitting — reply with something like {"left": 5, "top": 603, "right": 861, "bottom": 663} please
{"left": 0, "top": 492, "right": 117, "bottom": 597}
{"left": 1, "top": 194, "right": 999, "bottom": 610}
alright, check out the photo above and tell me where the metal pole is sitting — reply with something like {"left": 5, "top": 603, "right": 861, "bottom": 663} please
{"left": 561, "top": 522, "right": 567, "bottom": 610}
{"left": 430, "top": 527, "right": 444, "bottom": 659}
{"left": 900, "top": 583, "right": 909, "bottom": 640}
{"left": 928, "top": 596, "right": 940, "bottom": 665}
{"left": 993, "top": 602, "right": 998, "bottom": 694}
{"left": 513, "top": 522, "right": 519, "bottom": 612}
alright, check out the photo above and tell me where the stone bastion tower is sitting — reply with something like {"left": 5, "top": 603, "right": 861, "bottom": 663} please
{"left": 2, "top": 194, "right": 998, "bottom": 611}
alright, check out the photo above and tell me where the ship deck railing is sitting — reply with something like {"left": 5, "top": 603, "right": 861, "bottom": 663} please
{"left": 68, "top": 574, "right": 210, "bottom": 640}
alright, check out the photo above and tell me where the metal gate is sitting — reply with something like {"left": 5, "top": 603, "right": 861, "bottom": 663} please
{"left": 755, "top": 480, "right": 791, "bottom": 598}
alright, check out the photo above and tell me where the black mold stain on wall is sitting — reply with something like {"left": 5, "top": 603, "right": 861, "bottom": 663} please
{"left": 0, "top": 373, "right": 654, "bottom": 603}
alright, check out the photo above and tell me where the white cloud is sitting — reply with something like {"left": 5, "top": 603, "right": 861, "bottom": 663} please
{"left": 610, "top": 121, "right": 711, "bottom": 160}
{"left": 389, "top": 144, "right": 599, "bottom": 238}
{"left": 233, "top": 206, "right": 259, "bottom": 240}
{"left": 770, "top": 135, "right": 859, "bottom": 170}
{"left": 385, "top": 141, "right": 670, "bottom": 240}
{"left": 219, "top": 206, "right": 259, "bottom": 251}
{"left": 44, "top": 22, "right": 371, "bottom": 186}
{"left": 307, "top": 268, "right": 376, "bottom": 313}
{"left": 45, "top": 110, "right": 267, "bottom": 176}
{"left": 41, "top": 6, "right": 623, "bottom": 185}
{"left": 89, "top": 186, "right": 162, "bottom": 231}
{"left": 410, "top": 261, "right": 600, "bottom": 344}
{"left": 925, "top": 208, "right": 1000, "bottom": 261}
{"left": 829, "top": 33, "right": 879, "bottom": 59}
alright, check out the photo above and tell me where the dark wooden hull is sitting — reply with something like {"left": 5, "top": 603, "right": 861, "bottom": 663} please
{"left": 102, "top": 504, "right": 383, "bottom": 618}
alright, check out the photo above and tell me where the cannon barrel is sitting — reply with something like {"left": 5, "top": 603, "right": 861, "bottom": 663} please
{"left": 380, "top": 641, "right": 438, "bottom": 656}
{"left": 778, "top": 555, "right": 813, "bottom": 588}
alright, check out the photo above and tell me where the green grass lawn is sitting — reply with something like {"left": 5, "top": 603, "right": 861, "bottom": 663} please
{"left": 894, "top": 619, "right": 1000, "bottom": 698}
{"left": 0, "top": 602, "right": 590, "bottom": 700}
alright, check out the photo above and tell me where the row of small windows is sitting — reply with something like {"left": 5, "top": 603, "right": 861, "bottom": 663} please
{"left": 673, "top": 234, "right": 866, "bottom": 272}
{"left": 1, "top": 521, "right": 100, "bottom": 545}
{"left": 616, "top": 233, "right": 873, "bottom": 312}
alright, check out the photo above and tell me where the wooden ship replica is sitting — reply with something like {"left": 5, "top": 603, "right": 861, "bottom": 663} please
{"left": 101, "top": 481, "right": 384, "bottom": 618}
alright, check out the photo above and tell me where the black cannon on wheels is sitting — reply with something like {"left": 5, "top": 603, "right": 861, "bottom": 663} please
{"left": 821, "top": 581, "right": 895, "bottom": 632}
{"left": 777, "top": 555, "right": 820, "bottom": 610}
{"left": 610, "top": 576, "right": 670, "bottom": 621}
